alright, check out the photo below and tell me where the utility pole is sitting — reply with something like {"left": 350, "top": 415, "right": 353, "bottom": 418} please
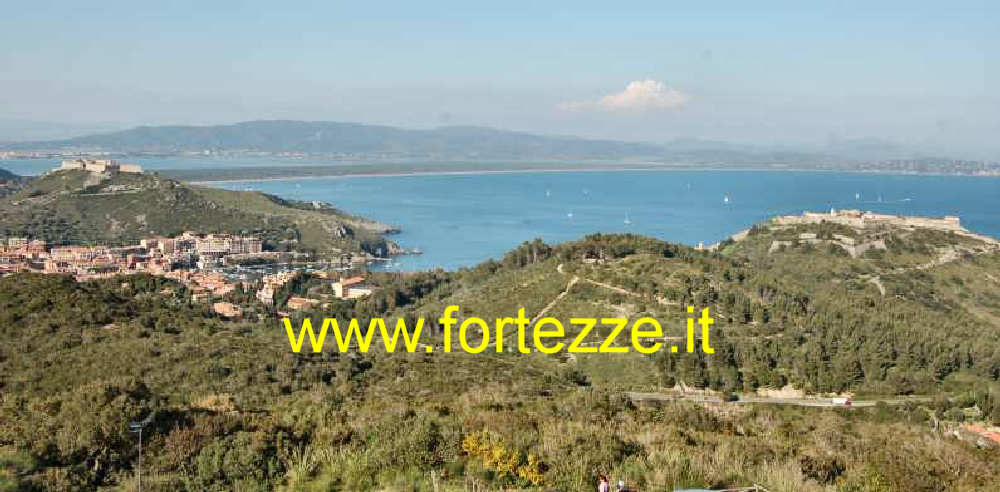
{"left": 129, "top": 413, "right": 154, "bottom": 491}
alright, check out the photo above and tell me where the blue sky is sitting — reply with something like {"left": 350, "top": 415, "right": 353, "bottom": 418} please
{"left": 2, "top": 1, "right": 997, "bottom": 154}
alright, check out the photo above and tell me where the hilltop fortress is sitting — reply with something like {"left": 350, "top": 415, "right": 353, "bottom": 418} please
{"left": 59, "top": 158, "right": 142, "bottom": 174}
{"left": 774, "top": 209, "right": 964, "bottom": 232}
{"left": 762, "top": 209, "right": 998, "bottom": 257}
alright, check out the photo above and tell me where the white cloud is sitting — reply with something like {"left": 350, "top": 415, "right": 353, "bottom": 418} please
{"left": 561, "top": 80, "right": 689, "bottom": 111}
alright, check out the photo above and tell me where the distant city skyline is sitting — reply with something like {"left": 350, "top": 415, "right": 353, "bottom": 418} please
{"left": 2, "top": 1, "right": 997, "bottom": 157}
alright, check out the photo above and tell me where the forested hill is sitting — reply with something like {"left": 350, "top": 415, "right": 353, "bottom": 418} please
{"left": 390, "top": 220, "right": 1000, "bottom": 396}
{"left": 2, "top": 220, "right": 1000, "bottom": 489}
{"left": 0, "top": 169, "right": 397, "bottom": 256}
{"left": 4, "top": 120, "right": 668, "bottom": 160}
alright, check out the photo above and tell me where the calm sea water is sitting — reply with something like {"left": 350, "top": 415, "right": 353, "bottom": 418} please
{"left": 4, "top": 159, "right": 996, "bottom": 270}
{"left": 208, "top": 170, "right": 1000, "bottom": 271}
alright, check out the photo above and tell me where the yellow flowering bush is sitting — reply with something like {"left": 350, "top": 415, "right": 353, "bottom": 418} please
{"left": 461, "top": 430, "right": 546, "bottom": 485}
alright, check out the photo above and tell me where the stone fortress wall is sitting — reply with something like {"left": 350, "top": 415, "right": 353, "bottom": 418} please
{"left": 766, "top": 209, "right": 998, "bottom": 257}
{"left": 773, "top": 209, "right": 963, "bottom": 232}
{"left": 59, "top": 159, "right": 142, "bottom": 174}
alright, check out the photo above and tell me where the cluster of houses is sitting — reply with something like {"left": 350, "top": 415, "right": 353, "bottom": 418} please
{"left": 0, "top": 232, "right": 265, "bottom": 278}
{"left": 1, "top": 231, "right": 376, "bottom": 316}
{"left": 164, "top": 270, "right": 238, "bottom": 302}
{"left": 276, "top": 276, "right": 375, "bottom": 317}
{"left": 258, "top": 271, "right": 374, "bottom": 316}
{"left": 256, "top": 271, "right": 301, "bottom": 306}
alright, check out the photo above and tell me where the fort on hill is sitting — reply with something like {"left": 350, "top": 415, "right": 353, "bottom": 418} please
{"left": 58, "top": 158, "right": 142, "bottom": 174}
{"left": 774, "top": 209, "right": 999, "bottom": 243}
{"left": 774, "top": 208, "right": 963, "bottom": 232}
{"left": 757, "top": 209, "right": 999, "bottom": 258}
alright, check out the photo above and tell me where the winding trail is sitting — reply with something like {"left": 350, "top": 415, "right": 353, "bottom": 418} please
{"left": 860, "top": 243, "right": 999, "bottom": 297}
{"left": 627, "top": 391, "right": 932, "bottom": 408}
{"left": 530, "top": 275, "right": 579, "bottom": 324}
{"left": 868, "top": 276, "right": 886, "bottom": 296}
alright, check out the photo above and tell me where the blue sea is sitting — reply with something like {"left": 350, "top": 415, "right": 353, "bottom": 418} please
{"left": 210, "top": 170, "right": 1000, "bottom": 271}
{"left": 3, "top": 159, "right": 997, "bottom": 271}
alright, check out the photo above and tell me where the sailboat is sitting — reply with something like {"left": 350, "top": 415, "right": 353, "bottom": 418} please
{"left": 855, "top": 192, "right": 861, "bottom": 201}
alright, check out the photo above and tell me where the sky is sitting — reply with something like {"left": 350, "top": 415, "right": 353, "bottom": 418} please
{"left": 1, "top": 1, "right": 997, "bottom": 156}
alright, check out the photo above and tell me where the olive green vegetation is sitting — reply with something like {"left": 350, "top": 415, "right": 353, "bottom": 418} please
{"left": 0, "top": 170, "right": 396, "bottom": 256}
{"left": 3, "top": 224, "right": 1000, "bottom": 490}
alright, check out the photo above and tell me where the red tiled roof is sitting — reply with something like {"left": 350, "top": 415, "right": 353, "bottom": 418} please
{"left": 340, "top": 276, "right": 365, "bottom": 286}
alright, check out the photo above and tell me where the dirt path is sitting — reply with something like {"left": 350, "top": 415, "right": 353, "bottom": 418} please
{"left": 531, "top": 276, "right": 578, "bottom": 324}
{"left": 578, "top": 277, "right": 680, "bottom": 306}
{"left": 859, "top": 243, "right": 998, "bottom": 296}
{"left": 627, "top": 391, "right": 931, "bottom": 408}
{"left": 868, "top": 276, "right": 886, "bottom": 296}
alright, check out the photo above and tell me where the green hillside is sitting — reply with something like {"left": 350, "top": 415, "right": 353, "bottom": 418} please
{"left": 381, "top": 226, "right": 1000, "bottom": 396}
{"left": 0, "top": 169, "right": 398, "bottom": 256}
{"left": 2, "top": 222, "right": 1000, "bottom": 490}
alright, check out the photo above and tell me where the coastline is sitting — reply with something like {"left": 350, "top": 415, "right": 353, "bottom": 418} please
{"left": 180, "top": 165, "right": 1000, "bottom": 186}
{"left": 4, "top": 157, "right": 998, "bottom": 181}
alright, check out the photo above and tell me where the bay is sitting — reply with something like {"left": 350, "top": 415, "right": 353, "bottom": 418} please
{"left": 210, "top": 170, "right": 1000, "bottom": 271}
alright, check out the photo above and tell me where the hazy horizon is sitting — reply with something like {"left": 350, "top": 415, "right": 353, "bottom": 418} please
{"left": 3, "top": 1, "right": 997, "bottom": 157}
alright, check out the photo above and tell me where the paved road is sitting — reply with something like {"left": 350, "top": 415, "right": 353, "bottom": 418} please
{"left": 627, "top": 392, "right": 932, "bottom": 408}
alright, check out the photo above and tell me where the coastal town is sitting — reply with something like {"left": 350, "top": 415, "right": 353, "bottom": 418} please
{"left": 0, "top": 159, "right": 383, "bottom": 320}
{"left": 0, "top": 230, "right": 374, "bottom": 315}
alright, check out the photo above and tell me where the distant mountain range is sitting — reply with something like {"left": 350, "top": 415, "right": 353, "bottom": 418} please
{"left": 3, "top": 121, "right": 656, "bottom": 159}
{"left": 2, "top": 120, "right": 843, "bottom": 164}
{"left": 4, "top": 120, "right": 996, "bottom": 172}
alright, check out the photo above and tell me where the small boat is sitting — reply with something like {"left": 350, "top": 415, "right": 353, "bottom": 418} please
{"left": 624, "top": 215, "right": 632, "bottom": 225}
{"left": 567, "top": 211, "right": 574, "bottom": 219}
{"left": 545, "top": 189, "right": 551, "bottom": 197}
{"left": 855, "top": 192, "right": 861, "bottom": 201}
{"left": 723, "top": 194, "right": 730, "bottom": 204}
